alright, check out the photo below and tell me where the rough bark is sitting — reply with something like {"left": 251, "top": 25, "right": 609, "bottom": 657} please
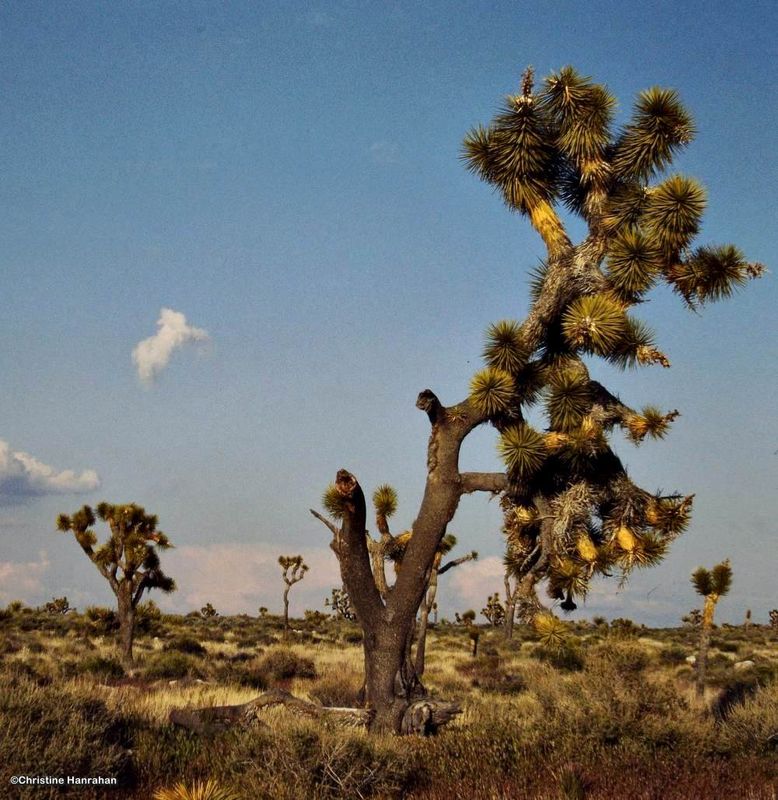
{"left": 283, "top": 586, "right": 290, "bottom": 641}
{"left": 697, "top": 594, "right": 717, "bottom": 697}
{"left": 116, "top": 586, "right": 135, "bottom": 666}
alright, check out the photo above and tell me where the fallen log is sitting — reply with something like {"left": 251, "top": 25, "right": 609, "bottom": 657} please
{"left": 169, "top": 688, "right": 460, "bottom": 736}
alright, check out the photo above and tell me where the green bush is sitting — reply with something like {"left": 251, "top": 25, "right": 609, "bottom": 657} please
{"left": 145, "top": 652, "right": 202, "bottom": 680}
{"left": 0, "top": 675, "right": 132, "bottom": 798}
{"left": 256, "top": 649, "right": 317, "bottom": 682}
{"left": 163, "top": 636, "right": 207, "bottom": 656}
{"left": 81, "top": 655, "right": 125, "bottom": 680}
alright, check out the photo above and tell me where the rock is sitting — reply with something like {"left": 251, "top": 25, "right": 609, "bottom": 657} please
{"left": 685, "top": 655, "right": 696, "bottom": 665}
{"left": 734, "top": 660, "right": 755, "bottom": 672}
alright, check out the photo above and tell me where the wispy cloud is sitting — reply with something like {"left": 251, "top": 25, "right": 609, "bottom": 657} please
{"left": 0, "top": 440, "right": 100, "bottom": 505}
{"left": 132, "top": 308, "right": 209, "bottom": 385}
{"left": 447, "top": 556, "right": 504, "bottom": 611}
{"left": 0, "top": 550, "right": 50, "bottom": 604}
{"left": 161, "top": 542, "right": 341, "bottom": 616}
{"left": 369, "top": 140, "right": 402, "bottom": 165}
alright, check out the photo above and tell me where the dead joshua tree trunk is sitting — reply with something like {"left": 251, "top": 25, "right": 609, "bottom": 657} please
{"left": 504, "top": 574, "right": 517, "bottom": 640}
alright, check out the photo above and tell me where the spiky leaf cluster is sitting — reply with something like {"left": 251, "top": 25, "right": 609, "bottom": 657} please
{"left": 482, "top": 320, "right": 529, "bottom": 373}
{"left": 372, "top": 484, "right": 398, "bottom": 518}
{"left": 691, "top": 559, "right": 732, "bottom": 598}
{"left": 668, "top": 245, "right": 764, "bottom": 306}
{"left": 644, "top": 175, "right": 706, "bottom": 256}
{"left": 611, "top": 87, "right": 695, "bottom": 180}
{"left": 546, "top": 369, "right": 591, "bottom": 431}
{"left": 322, "top": 484, "right": 348, "bottom": 520}
{"left": 470, "top": 367, "right": 515, "bottom": 416}
{"left": 606, "top": 229, "right": 663, "bottom": 297}
{"left": 562, "top": 293, "right": 627, "bottom": 355}
{"left": 498, "top": 424, "right": 547, "bottom": 477}
{"left": 533, "top": 612, "right": 568, "bottom": 649}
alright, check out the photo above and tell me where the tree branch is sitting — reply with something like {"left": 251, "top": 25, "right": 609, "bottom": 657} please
{"left": 334, "top": 470, "right": 385, "bottom": 625}
{"left": 438, "top": 552, "right": 478, "bottom": 576}
{"left": 460, "top": 472, "right": 508, "bottom": 494}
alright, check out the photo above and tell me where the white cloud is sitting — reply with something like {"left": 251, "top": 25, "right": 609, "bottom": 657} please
{"left": 160, "top": 542, "right": 341, "bottom": 616}
{"left": 0, "top": 550, "right": 50, "bottom": 604}
{"left": 446, "top": 555, "right": 504, "bottom": 611}
{"left": 369, "top": 140, "right": 402, "bottom": 165}
{"left": 132, "top": 308, "right": 209, "bottom": 385}
{"left": 0, "top": 440, "right": 100, "bottom": 504}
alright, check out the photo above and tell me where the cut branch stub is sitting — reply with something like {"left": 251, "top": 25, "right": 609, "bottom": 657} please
{"left": 416, "top": 389, "right": 442, "bottom": 423}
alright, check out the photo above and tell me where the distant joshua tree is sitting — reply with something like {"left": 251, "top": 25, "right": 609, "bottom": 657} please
{"left": 770, "top": 609, "right": 778, "bottom": 630}
{"left": 691, "top": 559, "right": 732, "bottom": 697}
{"left": 682, "top": 608, "right": 703, "bottom": 627}
{"left": 325, "top": 587, "right": 357, "bottom": 621}
{"left": 200, "top": 602, "right": 218, "bottom": 619}
{"left": 482, "top": 592, "right": 506, "bottom": 627}
{"left": 455, "top": 609, "right": 476, "bottom": 626}
{"left": 744, "top": 608, "right": 752, "bottom": 632}
{"left": 258, "top": 606, "right": 269, "bottom": 619}
{"left": 44, "top": 596, "right": 71, "bottom": 615}
{"left": 57, "top": 503, "right": 175, "bottom": 665}
{"left": 278, "top": 555, "right": 308, "bottom": 640}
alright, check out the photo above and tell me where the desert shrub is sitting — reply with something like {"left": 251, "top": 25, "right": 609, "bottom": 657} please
{"left": 308, "top": 672, "right": 364, "bottom": 707}
{"left": 0, "top": 675, "right": 132, "bottom": 798}
{"left": 256, "top": 649, "right": 317, "bottom": 682}
{"left": 145, "top": 652, "right": 202, "bottom": 680}
{"left": 532, "top": 642, "right": 585, "bottom": 672}
{"left": 84, "top": 605, "right": 119, "bottom": 633}
{"left": 81, "top": 655, "right": 125, "bottom": 680}
{"left": 342, "top": 628, "right": 363, "bottom": 644}
{"left": 718, "top": 681, "right": 778, "bottom": 754}
{"left": 660, "top": 644, "right": 689, "bottom": 665}
{"left": 590, "top": 640, "right": 650, "bottom": 674}
{"left": 0, "top": 634, "right": 22, "bottom": 655}
{"left": 26, "top": 640, "right": 45, "bottom": 654}
{"left": 456, "top": 652, "right": 527, "bottom": 693}
{"left": 164, "top": 636, "right": 207, "bottom": 656}
{"left": 714, "top": 638, "right": 740, "bottom": 653}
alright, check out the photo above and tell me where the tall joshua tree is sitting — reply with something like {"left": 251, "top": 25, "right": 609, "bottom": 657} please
{"left": 56, "top": 503, "right": 175, "bottom": 665}
{"left": 320, "top": 66, "right": 763, "bottom": 733}
{"left": 278, "top": 555, "right": 308, "bottom": 640}
{"left": 692, "top": 559, "right": 732, "bottom": 697}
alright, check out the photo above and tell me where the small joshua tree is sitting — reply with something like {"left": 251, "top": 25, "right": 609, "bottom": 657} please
{"left": 482, "top": 592, "right": 506, "bottom": 627}
{"left": 44, "top": 596, "right": 71, "bottom": 615}
{"left": 682, "top": 608, "right": 703, "bottom": 627}
{"left": 744, "top": 608, "right": 752, "bottom": 633}
{"left": 326, "top": 586, "right": 357, "bottom": 621}
{"left": 57, "top": 503, "right": 175, "bottom": 665}
{"left": 770, "top": 609, "right": 778, "bottom": 630}
{"left": 278, "top": 555, "right": 308, "bottom": 640}
{"left": 691, "top": 559, "right": 732, "bottom": 697}
{"left": 258, "top": 606, "right": 269, "bottom": 619}
{"left": 200, "top": 602, "right": 218, "bottom": 619}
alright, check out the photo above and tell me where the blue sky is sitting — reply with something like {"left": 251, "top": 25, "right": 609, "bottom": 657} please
{"left": 1, "top": 1, "right": 775, "bottom": 624}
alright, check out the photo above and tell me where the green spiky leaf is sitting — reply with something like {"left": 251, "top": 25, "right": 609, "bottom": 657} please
{"left": 372, "top": 484, "right": 398, "bottom": 518}
{"left": 545, "top": 369, "right": 591, "bottom": 431}
{"left": 497, "top": 424, "right": 547, "bottom": 476}
{"left": 711, "top": 560, "right": 733, "bottom": 596}
{"left": 322, "top": 484, "right": 348, "bottom": 520}
{"left": 482, "top": 320, "right": 528, "bottom": 373}
{"left": 470, "top": 367, "right": 515, "bottom": 416}
{"left": 643, "top": 175, "right": 706, "bottom": 255}
{"left": 606, "top": 229, "right": 663, "bottom": 297}
{"left": 691, "top": 567, "right": 713, "bottom": 597}
{"left": 561, "top": 293, "right": 628, "bottom": 355}
{"left": 602, "top": 182, "right": 650, "bottom": 233}
{"left": 606, "top": 317, "right": 658, "bottom": 369}
{"left": 668, "top": 244, "right": 762, "bottom": 306}
{"left": 612, "top": 87, "right": 695, "bottom": 180}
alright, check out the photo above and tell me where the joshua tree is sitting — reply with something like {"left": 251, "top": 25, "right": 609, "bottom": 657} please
{"left": 744, "top": 608, "right": 752, "bottom": 633}
{"left": 44, "top": 596, "right": 71, "bottom": 615}
{"left": 278, "top": 555, "right": 308, "bottom": 640}
{"left": 326, "top": 586, "right": 357, "bottom": 621}
{"left": 57, "top": 503, "right": 175, "bottom": 665}
{"left": 770, "top": 609, "right": 778, "bottom": 630}
{"left": 316, "top": 66, "right": 763, "bottom": 732}
{"left": 682, "top": 608, "right": 703, "bottom": 627}
{"left": 258, "top": 606, "right": 269, "bottom": 618}
{"left": 313, "top": 485, "right": 477, "bottom": 683}
{"left": 200, "top": 602, "right": 218, "bottom": 619}
{"left": 482, "top": 592, "right": 506, "bottom": 627}
{"left": 691, "top": 559, "right": 733, "bottom": 697}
